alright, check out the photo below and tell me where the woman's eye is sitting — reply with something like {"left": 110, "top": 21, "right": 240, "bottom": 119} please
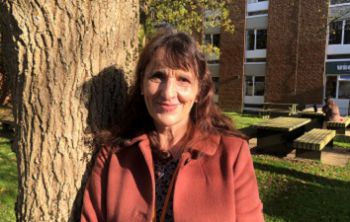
{"left": 178, "top": 76, "right": 191, "bottom": 83}
{"left": 149, "top": 71, "right": 165, "bottom": 82}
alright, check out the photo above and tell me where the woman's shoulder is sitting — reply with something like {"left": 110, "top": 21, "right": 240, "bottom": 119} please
{"left": 216, "top": 134, "right": 250, "bottom": 156}
{"left": 98, "top": 135, "right": 143, "bottom": 154}
{"left": 220, "top": 134, "right": 248, "bottom": 148}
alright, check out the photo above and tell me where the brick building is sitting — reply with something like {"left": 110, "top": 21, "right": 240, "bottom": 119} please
{"left": 206, "top": 0, "right": 350, "bottom": 115}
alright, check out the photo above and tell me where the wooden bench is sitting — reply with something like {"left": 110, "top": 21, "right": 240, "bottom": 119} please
{"left": 326, "top": 117, "right": 350, "bottom": 134}
{"left": 262, "top": 102, "right": 298, "bottom": 118}
{"left": 254, "top": 117, "right": 311, "bottom": 155}
{"left": 294, "top": 129, "right": 336, "bottom": 160}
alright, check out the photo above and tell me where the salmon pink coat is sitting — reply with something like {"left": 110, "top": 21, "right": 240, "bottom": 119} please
{"left": 81, "top": 131, "right": 264, "bottom": 222}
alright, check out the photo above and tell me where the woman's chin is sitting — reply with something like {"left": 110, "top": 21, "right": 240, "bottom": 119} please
{"left": 153, "top": 114, "right": 187, "bottom": 130}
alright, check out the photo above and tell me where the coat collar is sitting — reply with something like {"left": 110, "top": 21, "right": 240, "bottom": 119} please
{"left": 123, "top": 129, "right": 221, "bottom": 156}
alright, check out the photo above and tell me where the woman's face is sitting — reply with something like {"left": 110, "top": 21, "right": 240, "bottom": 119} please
{"left": 142, "top": 48, "right": 199, "bottom": 131}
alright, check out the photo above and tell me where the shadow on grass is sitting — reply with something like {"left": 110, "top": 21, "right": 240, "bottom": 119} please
{"left": 254, "top": 162, "right": 350, "bottom": 221}
{"left": 0, "top": 131, "right": 14, "bottom": 142}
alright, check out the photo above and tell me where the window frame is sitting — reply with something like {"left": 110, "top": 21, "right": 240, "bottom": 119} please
{"left": 338, "top": 75, "right": 350, "bottom": 99}
{"left": 246, "top": 29, "right": 267, "bottom": 50}
{"left": 328, "top": 19, "right": 350, "bottom": 45}
{"left": 245, "top": 75, "right": 265, "bottom": 97}
{"left": 326, "top": 74, "right": 350, "bottom": 99}
{"left": 330, "top": 0, "right": 350, "bottom": 5}
{"left": 204, "top": 33, "right": 220, "bottom": 48}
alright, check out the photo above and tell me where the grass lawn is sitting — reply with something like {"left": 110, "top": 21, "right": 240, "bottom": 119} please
{"left": 225, "top": 112, "right": 265, "bottom": 129}
{"left": 0, "top": 137, "right": 17, "bottom": 222}
{"left": 0, "top": 113, "right": 349, "bottom": 221}
{"left": 228, "top": 112, "right": 350, "bottom": 221}
{"left": 254, "top": 155, "right": 350, "bottom": 221}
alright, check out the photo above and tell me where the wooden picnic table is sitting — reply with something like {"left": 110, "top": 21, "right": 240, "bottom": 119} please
{"left": 298, "top": 111, "right": 326, "bottom": 130}
{"left": 262, "top": 102, "right": 298, "bottom": 117}
{"left": 253, "top": 117, "right": 311, "bottom": 155}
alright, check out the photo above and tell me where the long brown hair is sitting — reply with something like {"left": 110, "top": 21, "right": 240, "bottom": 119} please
{"left": 103, "top": 29, "right": 245, "bottom": 147}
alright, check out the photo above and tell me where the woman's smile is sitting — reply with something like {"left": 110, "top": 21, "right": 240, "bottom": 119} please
{"left": 156, "top": 102, "right": 179, "bottom": 112}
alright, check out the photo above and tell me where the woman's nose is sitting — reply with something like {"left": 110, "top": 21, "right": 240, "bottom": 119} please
{"left": 160, "top": 78, "right": 176, "bottom": 99}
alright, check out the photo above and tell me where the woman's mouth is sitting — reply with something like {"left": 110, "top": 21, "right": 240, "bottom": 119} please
{"left": 157, "top": 102, "right": 178, "bottom": 112}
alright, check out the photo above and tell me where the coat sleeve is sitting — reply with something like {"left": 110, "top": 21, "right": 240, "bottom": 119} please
{"left": 81, "top": 145, "right": 112, "bottom": 222}
{"left": 233, "top": 140, "right": 264, "bottom": 222}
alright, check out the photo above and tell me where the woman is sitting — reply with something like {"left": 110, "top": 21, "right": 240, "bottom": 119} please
{"left": 81, "top": 29, "right": 264, "bottom": 222}
{"left": 322, "top": 97, "right": 344, "bottom": 122}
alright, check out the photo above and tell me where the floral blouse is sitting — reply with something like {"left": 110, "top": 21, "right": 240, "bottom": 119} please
{"left": 153, "top": 150, "right": 179, "bottom": 222}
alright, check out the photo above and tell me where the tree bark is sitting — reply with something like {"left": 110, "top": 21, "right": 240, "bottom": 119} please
{"left": 0, "top": 0, "right": 139, "bottom": 221}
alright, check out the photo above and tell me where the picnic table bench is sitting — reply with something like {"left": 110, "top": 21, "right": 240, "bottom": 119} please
{"left": 293, "top": 129, "right": 350, "bottom": 166}
{"left": 253, "top": 117, "right": 311, "bottom": 155}
{"left": 294, "top": 129, "right": 336, "bottom": 151}
{"left": 262, "top": 102, "right": 298, "bottom": 117}
{"left": 326, "top": 117, "right": 350, "bottom": 134}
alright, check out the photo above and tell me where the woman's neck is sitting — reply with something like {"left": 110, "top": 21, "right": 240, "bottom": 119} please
{"left": 155, "top": 122, "right": 189, "bottom": 153}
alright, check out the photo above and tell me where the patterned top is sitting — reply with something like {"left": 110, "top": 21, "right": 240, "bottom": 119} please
{"left": 153, "top": 150, "right": 179, "bottom": 222}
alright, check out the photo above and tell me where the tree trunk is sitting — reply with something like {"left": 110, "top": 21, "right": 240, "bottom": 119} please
{"left": 0, "top": 0, "right": 139, "bottom": 221}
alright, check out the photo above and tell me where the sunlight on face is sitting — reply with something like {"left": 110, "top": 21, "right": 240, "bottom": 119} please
{"left": 142, "top": 48, "right": 199, "bottom": 131}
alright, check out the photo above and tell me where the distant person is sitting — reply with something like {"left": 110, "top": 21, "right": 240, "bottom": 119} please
{"left": 322, "top": 97, "right": 344, "bottom": 122}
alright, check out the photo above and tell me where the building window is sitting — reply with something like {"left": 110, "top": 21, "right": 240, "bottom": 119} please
{"left": 329, "top": 19, "right": 350, "bottom": 45}
{"left": 256, "top": 30, "right": 267, "bottom": 49}
{"left": 246, "top": 29, "right": 267, "bottom": 50}
{"left": 245, "top": 76, "right": 265, "bottom": 96}
{"left": 254, "top": 76, "right": 265, "bottom": 96}
{"left": 338, "top": 76, "right": 350, "bottom": 99}
{"left": 344, "top": 20, "right": 350, "bottom": 44}
{"left": 326, "top": 76, "right": 337, "bottom": 98}
{"left": 326, "top": 75, "right": 350, "bottom": 99}
{"left": 205, "top": 33, "right": 220, "bottom": 48}
{"left": 247, "top": 30, "right": 255, "bottom": 50}
{"left": 247, "top": 10, "right": 268, "bottom": 16}
{"left": 245, "top": 76, "right": 254, "bottom": 96}
{"left": 246, "top": 58, "right": 267, "bottom": 63}
{"left": 330, "top": 0, "right": 350, "bottom": 5}
{"left": 327, "top": 54, "right": 350, "bottom": 59}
